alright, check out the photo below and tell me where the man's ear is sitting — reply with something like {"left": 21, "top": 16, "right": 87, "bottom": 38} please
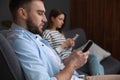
{"left": 17, "top": 8, "right": 27, "bottom": 19}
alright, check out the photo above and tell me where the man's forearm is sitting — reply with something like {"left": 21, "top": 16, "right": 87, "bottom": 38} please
{"left": 55, "top": 65, "right": 75, "bottom": 80}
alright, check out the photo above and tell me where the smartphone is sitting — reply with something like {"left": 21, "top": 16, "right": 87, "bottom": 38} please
{"left": 82, "top": 40, "right": 93, "bottom": 52}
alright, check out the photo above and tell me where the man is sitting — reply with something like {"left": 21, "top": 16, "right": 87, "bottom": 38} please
{"left": 8, "top": 0, "right": 88, "bottom": 80}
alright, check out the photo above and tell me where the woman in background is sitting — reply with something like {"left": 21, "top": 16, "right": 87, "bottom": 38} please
{"left": 42, "top": 8, "right": 104, "bottom": 75}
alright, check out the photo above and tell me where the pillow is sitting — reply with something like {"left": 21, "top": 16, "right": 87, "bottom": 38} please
{"left": 89, "top": 42, "right": 111, "bottom": 61}
{"left": 78, "top": 41, "right": 111, "bottom": 61}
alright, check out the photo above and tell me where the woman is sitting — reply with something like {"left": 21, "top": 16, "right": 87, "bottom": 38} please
{"left": 42, "top": 8, "right": 104, "bottom": 75}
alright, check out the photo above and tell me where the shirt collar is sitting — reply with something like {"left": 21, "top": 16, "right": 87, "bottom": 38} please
{"left": 10, "top": 23, "right": 43, "bottom": 40}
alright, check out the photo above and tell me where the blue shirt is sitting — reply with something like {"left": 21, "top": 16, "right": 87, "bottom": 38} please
{"left": 6, "top": 23, "right": 79, "bottom": 80}
{"left": 7, "top": 23, "right": 62, "bottom": 80}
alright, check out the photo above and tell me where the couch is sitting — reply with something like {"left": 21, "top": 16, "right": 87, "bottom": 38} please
{"left": 0, "top": 28, "right": 120, "bottom": 80}
{"left": 64, "top": 28, "right": 120, "bottom": 75}
{"left": 0, "top": 32, "right": 25, "bottom": 80}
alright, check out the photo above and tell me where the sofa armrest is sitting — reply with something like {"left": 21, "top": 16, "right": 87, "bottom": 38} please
{"left": 64, "top": 28, "right": 87, "bottom": 49}
{"left": 101, "top": 56, "right": 120, "bottom": 74}
{"left": 86, "top": 75, "right": 120, "bottom": 80}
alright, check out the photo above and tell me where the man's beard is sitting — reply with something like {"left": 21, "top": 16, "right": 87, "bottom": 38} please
{"left": 26, "top": 19, "right": 42, "bottom": 35}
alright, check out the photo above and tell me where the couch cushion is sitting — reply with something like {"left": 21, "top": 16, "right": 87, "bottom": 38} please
{"left": 101, "top": 56, "right": 120, "bottom": 74}
{"left": 78, "top": 41, "right": 111, "bottom": 61}
{"left": 89, "top": 42, "right": 111, "bottom": 61}
{"left": 65, "top": 28, "right": 111, "bottom": 61}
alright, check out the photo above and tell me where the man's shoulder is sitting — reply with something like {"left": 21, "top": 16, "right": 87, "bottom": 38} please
{"left": 7, "top": 30, "right": 25, "bottom": 38}
{"left": 5, "top": 29, "right": 33, "bottom": 44}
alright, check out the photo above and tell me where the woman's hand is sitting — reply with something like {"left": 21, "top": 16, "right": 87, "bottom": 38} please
{"left": 68, "top": 38, "right": 75, "bottom": 48}
{"left": 62, "top": 38, "right": 75, "bottom": 48}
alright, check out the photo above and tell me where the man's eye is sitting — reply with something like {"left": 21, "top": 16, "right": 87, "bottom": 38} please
{"left": 38, "top": 13, "right": 46, "bottom": 17}
{"left": 38, "top": 12, "right": 43, "bottom": 15}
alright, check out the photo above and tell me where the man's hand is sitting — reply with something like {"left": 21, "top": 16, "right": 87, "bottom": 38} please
{"left": 64, "top": 50, "right": 89, "bottom": 70}
{"left": 55, "top": 50, "right": 89, "bottom": 80}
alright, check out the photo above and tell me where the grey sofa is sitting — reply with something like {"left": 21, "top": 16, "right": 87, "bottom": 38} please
{"left": 0, "top": 32, "right": 26, "bottom": 80}
{"left": 64, "top": 28, "right": 120, "bottom": 75}
{"left": 0, "top": 28, "right": 120, "bottom": 79}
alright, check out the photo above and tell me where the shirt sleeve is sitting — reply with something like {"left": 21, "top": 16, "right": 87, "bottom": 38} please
{"left": 8, "top": 35, "right": 57, "bottom": 80}
{"left": 42, "top": 31, "right": 54, "bottom": 47}
{"left": 55, "top": 46, "right": 64, "bottom": 54}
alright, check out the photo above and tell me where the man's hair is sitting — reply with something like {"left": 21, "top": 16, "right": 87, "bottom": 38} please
{"left": 9, "top": 0, "right": 44, "bottom": 19}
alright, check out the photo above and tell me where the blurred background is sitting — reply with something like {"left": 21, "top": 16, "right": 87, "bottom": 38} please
{"left": 0, "top": 0, "right": 120, "bottom": 60}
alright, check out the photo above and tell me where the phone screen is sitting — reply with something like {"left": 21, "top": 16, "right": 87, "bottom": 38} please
{"left": 82, "top": 40, "right": 93, "bottom": 52}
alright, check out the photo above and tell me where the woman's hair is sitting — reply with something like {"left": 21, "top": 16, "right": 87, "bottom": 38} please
{"left": 9, "top": 0, "right": 44, "bottom": 20}
{"left": 47, "top": 8, "right": 66, "bottom": 33}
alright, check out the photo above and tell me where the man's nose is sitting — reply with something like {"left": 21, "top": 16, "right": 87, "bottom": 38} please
{"left": 43, "top": 15, "right": 47, "bottom": 23}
